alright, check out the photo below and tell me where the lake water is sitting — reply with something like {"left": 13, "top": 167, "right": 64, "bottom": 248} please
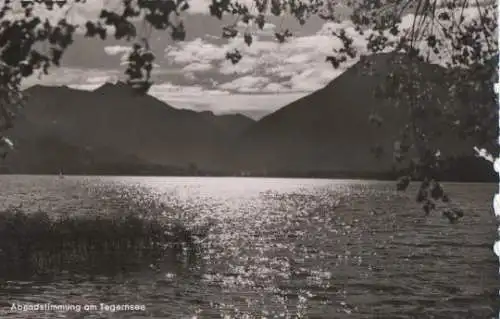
{"left": 0, "top": 175, "right": 498, "bottom": 318}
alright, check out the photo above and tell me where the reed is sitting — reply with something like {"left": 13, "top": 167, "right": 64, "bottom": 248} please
{"left": 0, "top": 205, "right": 203, "bottom": 279}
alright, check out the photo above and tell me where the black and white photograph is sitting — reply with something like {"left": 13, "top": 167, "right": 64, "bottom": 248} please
{"left": 0, "top": 0, "right": 498, "bottom": 317}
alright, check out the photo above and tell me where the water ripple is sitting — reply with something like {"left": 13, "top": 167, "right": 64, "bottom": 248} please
{"left": 0, "top": 176, "right": 497, "bottom": 318}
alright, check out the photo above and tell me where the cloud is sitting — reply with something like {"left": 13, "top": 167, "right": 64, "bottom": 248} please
{"left": 146, "top": 82, "right": 307, "bottom": 119}
{"left": 187, "top": 0, "right": 265, "bottom": 14}
{"left": 162, "top": 4, "right": 496, "bottom": 92}
{"left": 86, "top": 75, "right": 118, "bottom": 83}
{"left": 235, "top": 21, "right": 277, "bottom": 37}
{"left": 184, "top": 0, "right": 211, "bottom": 14}
{"left": 104, "top": 46, "right": 132, "bottom": 56}
{"left": 263, "top": 82, "right": 288, "bottom": 93}
{"left": 67, "top": 83, "right": 105, "bottom": 91}
{"left": 164, "top": 20, "right": 363, "bottom": 92}
{"left": 219, "top": 76, "right": 271, "bottom": 92}
{"left": 182, "top": 62, "right": 214, "bottom": 72}
{"left": 286, "top": 68, "right": 341, "bottom": 91}
{"left": 218, "top": 76, "right": 298, "bottom": 93}
{"left": 165, "top": 38, "right": 227, "bottom": 64}
{"left": 21, "top": 67, "right": 121, "bottom": 89}
{"left": 236, "top": 21, "right": 276, "bottom": 30}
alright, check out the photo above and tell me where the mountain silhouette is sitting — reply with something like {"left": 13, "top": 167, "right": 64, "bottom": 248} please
{"left": 2, "top": 53, "right": 496, "bottom": 181}
{"left": 232, "top": 53, "right": 495, "bottom": 179}
{"left": 3, "top": 82, "right": 253, "bottom": 174}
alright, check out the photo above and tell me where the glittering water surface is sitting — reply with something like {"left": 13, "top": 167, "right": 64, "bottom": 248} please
{"left": 0, "top": 176, "right": 498, "bottom": 318}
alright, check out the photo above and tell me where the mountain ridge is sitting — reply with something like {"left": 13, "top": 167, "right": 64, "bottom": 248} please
{"left": 4, "top": 54, "right": 496, "bottom": 182}
{"left": 232, "top": 53, "right": 493, "bottom": 176}
{"left": 8, "top": 82, "right": 254, "bottom": 173}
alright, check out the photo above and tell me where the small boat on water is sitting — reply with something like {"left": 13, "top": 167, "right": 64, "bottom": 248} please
{"left": 59, "top": 170, "right": 64, "bottom": 179}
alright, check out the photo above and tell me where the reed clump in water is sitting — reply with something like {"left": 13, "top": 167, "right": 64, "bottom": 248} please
{"left": 0, "top": 206, "right": 201, "bottom": 279}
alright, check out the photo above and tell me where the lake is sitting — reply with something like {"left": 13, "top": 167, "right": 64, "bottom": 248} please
{"left": 0, "top": 175, "right": 498, "bottom": 318}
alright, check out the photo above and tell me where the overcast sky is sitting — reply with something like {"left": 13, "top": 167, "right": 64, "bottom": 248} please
{"left": 18, "top": 0, "right": 491, "bottom": 119}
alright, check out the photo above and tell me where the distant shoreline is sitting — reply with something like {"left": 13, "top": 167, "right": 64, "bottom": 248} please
{"left": 0, "top": 172, "right": 496, "bottom": 183}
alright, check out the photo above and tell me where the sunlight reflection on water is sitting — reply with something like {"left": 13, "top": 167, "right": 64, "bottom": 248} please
{"left": 0, "top": 176, "right": 497, "bottom": 318}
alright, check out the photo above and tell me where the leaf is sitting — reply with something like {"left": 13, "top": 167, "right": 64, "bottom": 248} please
{"left": 256, "top": 0, "right": 268, "bottom": 13}
{"left": 0, "top": 136, "right": 13, "bottom": 159}
{"left": 144, "top": 63, "right": 153, "bottom": 74}
{"left": 368, "top": 113, "right": 383, "bottom": 127}
{"left": 442, "top": 193, "right": 450, "bottom": 203}
{"left": 171, "top": 21, "right": 186, "bottom": 41}
{"left": 84, "top": 21, "right": 97, "bottom": 37}
{"left": 114, "top": 20, "right": 136, "bottom": 40}
{"left": 179, "top": 1, "right": 189, "bottom": 11}
{"left": 325, "top": 56, "right": 339, "bottom": 68}
{"left": 125, "top": 67, "right": 142, "bottom": 79}
{"left": 389, "top": 25, "right": 399, "bottom": 36}
{"left": 50, "top": 47, "right": 63, "bottom": 66}
{"left": 430, "top": 181, "right": 444, "bottom": 200}
{"left": 423, "top": 200, "right": 435, "bottom": 215}
{"left": 141, "top": 51, "right": 155, "bottom": 63}
{"left": 56, "top": 0, "right": 68, "bottom": 8}
{"left": 49, "top": 26, "right": 63, "bottom": 44}
{"left": 255, "top": 14, "right": 265, "bottom": 30}
{"left": 19, "top": 61, "right": 34, "bottom": 77}
{"left": 0, "top": 136, "right": 14, "bottom": 149}
{"left": 42, "top": 62, "right": 50, "bottom": 75}
{"left": 209, "top": 3, "right": 223, "bottom": 19}
{"left": 97, "top": 26, "right": 107, "bottom": 40}
{"left": 421, "top": 178, "right": 430, "bottom": 189}
{"left": 438, "top": 12, "right": 450, "bottom": 21}
{"left": 442, "top": 208, "right": 463, "bottom": 223}
{"left": 222, "top": 25, "right": 238, "bottom": 39}
{"left": 225, "top": 50, "right": 242, "bottom": 64}
{"left": 244, "top": 32, "right": 252, "bottom": 46}
{"left": 423, "top": 201, "right": 431, "bottom": 215}
{"left": 394, "top": 152, "right": 404, "bottom": 163}
{"left": 396, "top": 175, "right": 411, "bottom": 191}
{"left": 453, "top": 208, "right": 464, "bottom": 218}
{"left": 44, "top": 0, "right": 54, "bottom": 10}
{"left": 123, "top": 5, "right": 140, "bottom": 18}
{"left": 270, "top": 0, "right": 281, "bottom": 16}
{"left": 242, "top": 14, "right": 251, "bottom": 23}
{"left": 275, "top": 32, "right": 286, "bottom": 43}
{"left": 99, "top": 9, "right": 110, "bottom": 20}
{"left": 426, "top": 35, "right": 437, "bottom": 48}
{"left": 159, "top": 0, "right": 177, "bottom": 15}
{"left": 416, "top": 187, "right": 427, "bottom": 203}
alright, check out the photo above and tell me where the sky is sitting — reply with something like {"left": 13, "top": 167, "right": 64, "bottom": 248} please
{"left": 17, "top": 0, "right": 495, "bottom": 120}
